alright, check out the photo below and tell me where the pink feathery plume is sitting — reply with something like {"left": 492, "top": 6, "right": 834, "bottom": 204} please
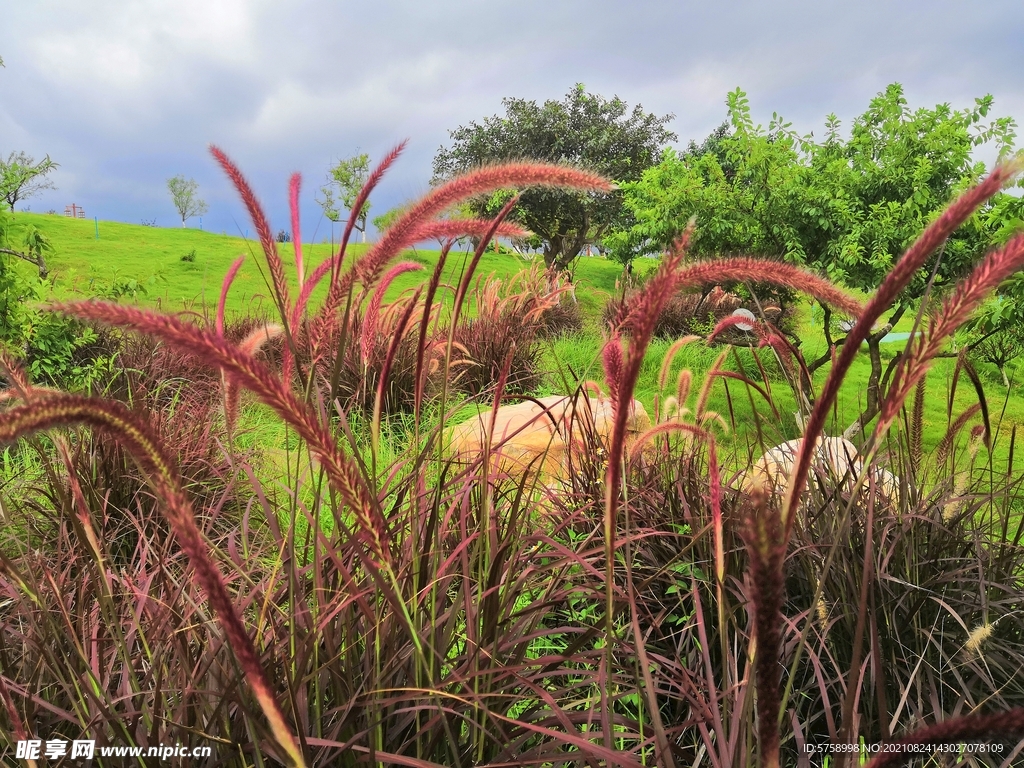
{"left": 291, "top": 215, "right": 525, "bottom": 336}
{"left": 210, "top": 146, "right": 292, "bottom": 321}
{"left": 312, "top": 163, "right": 610, "bottom": 339}
{"left": 414, "top": 243, "right": 452, "bottom": 420}
{"left": 224, "top": 323, "right": 284, "bottom": 435}
{"left": 865, "top": 708, "right": 1024, "bottom": 768}
{"left": 616, "top": 259, "right": 864, "bottom": 335}
{"left": 602, "top": 337, "right": 624, "bottom": 409}
{"left": 742, "top": 486, "right": 786, "bottom": 768}
{"left": 627, "top": 420, "right": 710, "bottom": 459}
{"left": 361, "top": 261, "right": 423, "bottom": 364}
{"left": 409, "top": 219, "right": 530, "bottom": 244}
{"left": 54, "top": 300, "right": 390, "bottom": 569}
{"left": 291, "top": 255, "right": 335, "bottom": 334}
{"left": 217, "top": 255, "right": 246, "bottom": 336}
{"left": 317, "top": 142, "right": 410, "bottom": 321}
{"left": 289, "top": 173, "right": 304, "bottom": 290}
{"left": 374, "top": 289, "right": 422, "bottom": 427}
{"left": 336, "top": 142, "right": 408, "bottom": 271}
{"left": 876, "top": 231, "right": 1024, "bottom": 437}
{"left": 361, "top": 163, "right": 610, "bottom": 288}
{"left": 781, "top": 160, "right": 1022, "bottom": 542}
{"left": 0, "top": 393, "right": 306, "bottom": 768}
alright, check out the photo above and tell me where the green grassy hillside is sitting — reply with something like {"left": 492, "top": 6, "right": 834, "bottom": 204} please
{"left": 5, "top": 212, "right": 1022, "bottom": 468}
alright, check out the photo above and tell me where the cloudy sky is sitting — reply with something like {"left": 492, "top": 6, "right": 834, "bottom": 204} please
{"left": 1, "top": 0, "right": 1022, "bottom": 240}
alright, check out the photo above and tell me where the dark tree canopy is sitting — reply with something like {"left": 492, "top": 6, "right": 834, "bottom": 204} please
{"left": 433, "top": 84, "right": 676, "bottom": 270}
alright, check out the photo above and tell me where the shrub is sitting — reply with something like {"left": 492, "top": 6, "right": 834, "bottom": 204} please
{"left": 605, "top": 281, "right": 791, "bottom": 342}
{"left": 448, "top": 265, "right": 559, "bottom": 397}
{"left": 181, "top": 247, "right": 197, "bottom": 262}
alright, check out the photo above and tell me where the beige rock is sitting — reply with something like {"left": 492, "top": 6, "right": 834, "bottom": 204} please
{"left": 447, "top": 394, "right": 651, "bottom": 481}
{"left": 742, "top": 436, "right": 899, "bottom": 505}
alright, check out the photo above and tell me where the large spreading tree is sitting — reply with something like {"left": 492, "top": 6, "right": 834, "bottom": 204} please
{"left": 610, "top": 84, "right": 1019, "bottom": 433}
{"left": 433, "top": 84, "right": 676, "bottom": 271}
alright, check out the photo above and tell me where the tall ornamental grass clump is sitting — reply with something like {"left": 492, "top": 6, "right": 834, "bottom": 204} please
{"left": 1, "top": 144, "right": 1023, "bottom": 767}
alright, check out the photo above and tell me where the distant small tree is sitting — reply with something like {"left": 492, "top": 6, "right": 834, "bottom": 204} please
{"left": 370, "top": 204, "right": 408, "bottom": 234}
{"left": 317, "top": 154, "right": 371, "bottom": 243}
{"left": 1, "top": 152, "right": 58, "bottom": 212}
{"left": 167, "top": 175, "right": 208, "bottom": 227}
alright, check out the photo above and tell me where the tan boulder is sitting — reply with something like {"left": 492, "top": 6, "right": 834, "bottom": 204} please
{"left": 447, "top": 394, "right": 652, "bottom": 481}
{"left": 742, "top": 436, "right": 898, "bottom": 505}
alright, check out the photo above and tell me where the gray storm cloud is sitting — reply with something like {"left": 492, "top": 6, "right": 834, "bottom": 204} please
{"left": 1, "top": 0, "right": 1021, "bottom": 235}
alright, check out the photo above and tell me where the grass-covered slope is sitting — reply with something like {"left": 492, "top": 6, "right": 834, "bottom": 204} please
{"left": 6, "top": 211, "right": 1023, "bottom": 465}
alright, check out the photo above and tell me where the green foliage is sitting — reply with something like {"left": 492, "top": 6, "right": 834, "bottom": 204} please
{"left": 0, "top": 253, "right": 108, "bottom": 387}
{"left": 166, "top": 175, "right": 208, "bottom": 227}
{"left": 612, "top": 84, "right": 1018, "bottom": 295}
{"left": 317, "top": 153, "right": 371, "bottom": 240}
{"left": 433, "top": 83, "right": 676, "bottom": 270}
{"left": 0, "top": 151, "right": 58, "bottom": 212}
{"left": 180, "top": 247, "right": 196, "bottom": 262}
{"left": 370, "top": 202, "right": 407, "bottom": 233}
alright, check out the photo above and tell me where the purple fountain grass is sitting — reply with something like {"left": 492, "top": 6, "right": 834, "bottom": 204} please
{"left": 413, "top": 243, "right": 452, "bottom": 419}
{"left": 408, "top": 218, "right": 530, "bottom": 245}
{"left": 361, "top": 261, "right": 422, "bottom": 365}
{"left": 292, "top": 218, "right": 528, "bottom": 337}
{"left": 628, "top": 420, "right": 710, "bottom": 459}
{"left": 449, "top": 197, "right": 521, "bottom": 333}
{"left": 709, "top": 315, "right": 802, "bottom": 384}
{"left": 53, "top": 300, "right": 390, "bottom": 568}
{"left": 216, "top": 255, "right": 246, "bottom": 336}
{"left": 336, "top": 142, "right": 408, "bottom": 270}
{"left": 309, "top": 162, "right": 608, "bottom": 355}
{"left": 876, "top": 232, "right": 1024, "bottom": 438}
{"left": 210, "top": 147, "right": 292, "bottom": 321}
{"left": 308, "top": 143, "right": 409, "bottom": 349}
{"left": 610, "top": 258, "right": 864, "bottom": 334}
{"left": 374, "top": 288, "right": 422, "bottom": 432}
{"left": 781, "top": 161, "right": 1022, "bottom": 541}
{"left": 599, "top": 227, "right": 696, "bottom": 752}
{"left": 0, "top": 392, "right": 306, "bottom": 768}
{"left": 289, "top": 172, "right": 304, "bottom": 289}
{"left": 355, "top": 163, "right": 611, "bottom": 291}
{"left": 741, "top": 486, "right": 786, "bottom": 768}
{"left": 223, "top": 322, "right": 284, "bottom": 435}
{"left": 865, "top": 708, "right": 1024, "bottom": 768}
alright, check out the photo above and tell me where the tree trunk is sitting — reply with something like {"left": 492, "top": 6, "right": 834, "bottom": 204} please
{"left": 842, "top": 303, "right": 909, "bottom": 438}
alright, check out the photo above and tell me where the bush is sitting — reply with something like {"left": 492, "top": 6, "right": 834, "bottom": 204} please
{"left": 605, "top": 281, "right": 790, "bottom": 341}
{"left": 181, "top": 247, "right": 197, "bottom": 262}
{"left": 448, "top": 265, "right": 559, "bottom": 397}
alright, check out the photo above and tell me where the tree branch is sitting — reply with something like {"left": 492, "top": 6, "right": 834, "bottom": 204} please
{"left": 0, "top": 248, "right": 46, "bottom": 278}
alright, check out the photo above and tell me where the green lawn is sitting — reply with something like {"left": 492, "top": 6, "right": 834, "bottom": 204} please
{"left": 6, "top": 211, "right": 1022, "bottom": 471}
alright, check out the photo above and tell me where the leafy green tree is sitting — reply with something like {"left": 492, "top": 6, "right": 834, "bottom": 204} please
{"left": 166, "top": 175, "right": 208, "bottom": 227}
{"left": 370, "top": 203, "right": 408, "bottom": 234}
{"left": 1, "top": 152, "right": 58, "bottom": 212}
{"left": 318, "top": 154, "right": 371, "bottom": 242}
{"left": 613, "top": 84, "right": 1018, "bottom": 432}
{"left": 433, "top": 84, "right": 676, "bottom": 271}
